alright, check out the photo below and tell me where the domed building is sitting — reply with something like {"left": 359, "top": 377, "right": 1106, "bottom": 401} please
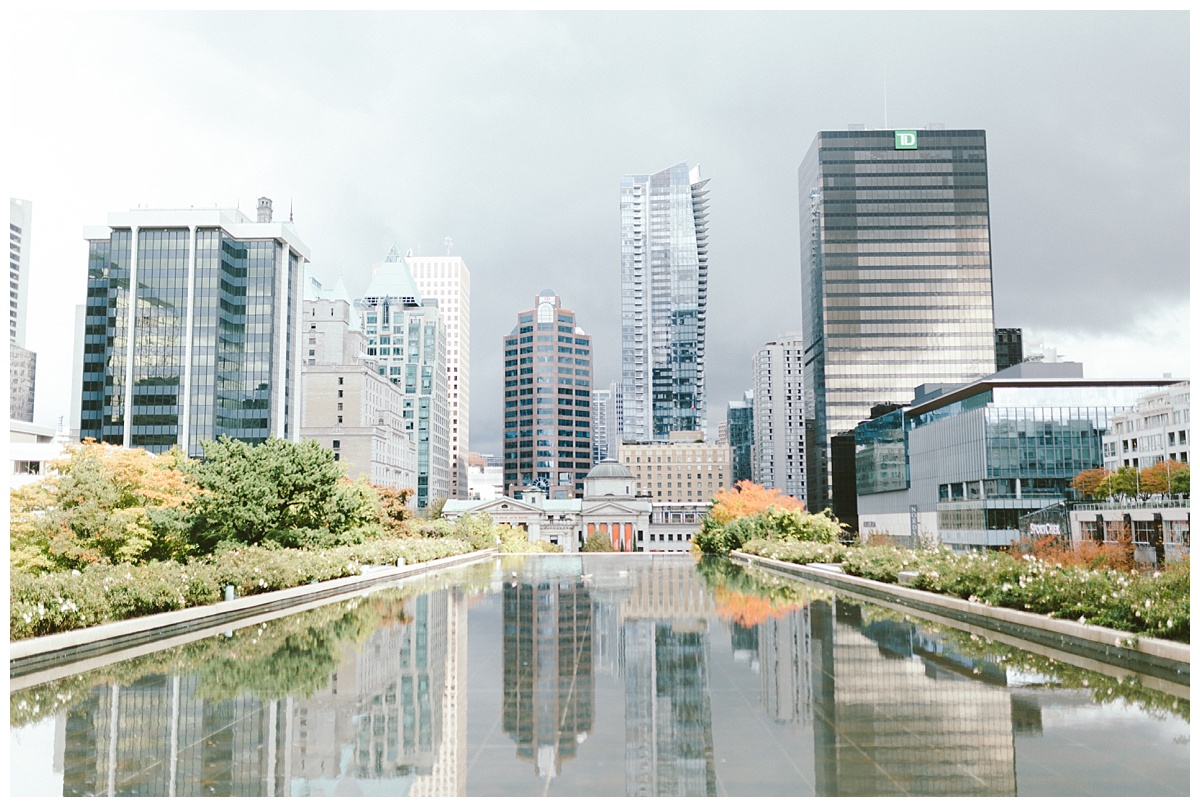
{"left": 443, "top": 459, "right": 659, "bottom": 551}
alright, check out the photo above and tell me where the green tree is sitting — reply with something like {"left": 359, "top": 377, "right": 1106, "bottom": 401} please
{"left": 189, "top": 437, "right": 378, "bottom": 552}
{"left": 10, "top": 441, "right": 200, "bottom": 572}
{"left": 1108, "top": 466, "right": 1141, "bottom": 497}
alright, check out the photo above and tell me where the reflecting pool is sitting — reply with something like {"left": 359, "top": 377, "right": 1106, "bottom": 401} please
{"left": 10, "top": 554, "right": 1190, "bottom": 797}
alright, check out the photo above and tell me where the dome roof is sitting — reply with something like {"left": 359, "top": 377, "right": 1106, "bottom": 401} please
{"left": 585, "top": 459, "right": 634, "bottom": 479}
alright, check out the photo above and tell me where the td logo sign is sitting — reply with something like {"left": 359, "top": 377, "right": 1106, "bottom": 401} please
{"left": 894, "top": 130, "right": 918, "bottom": 149}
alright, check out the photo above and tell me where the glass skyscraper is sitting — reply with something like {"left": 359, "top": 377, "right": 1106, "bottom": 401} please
{"left": 79, "top": 200, "right": 309, "bottom": 456}
{"left": 620, "top": 162, "right": 710, "bottom": 442}
{"left": 358, "top": 255, "right": 450, "bottom": 509}
{"left": 799, "top": 129, "right": 997, "bottom": 512}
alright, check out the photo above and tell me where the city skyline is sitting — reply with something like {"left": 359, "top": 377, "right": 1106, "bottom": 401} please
{"left": 9, "top": 11, "right": 1190, "bottom": 458}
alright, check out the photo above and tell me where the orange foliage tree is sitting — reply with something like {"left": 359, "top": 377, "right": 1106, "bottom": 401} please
{"left": 708, "top": 481, "right": 804, "bottom": 525}
{"left": 1140, "top": 460, "right": 1188, "bottom": 494}
{"left": 1070, "top": 467, "right": 1112, "bottom": 500}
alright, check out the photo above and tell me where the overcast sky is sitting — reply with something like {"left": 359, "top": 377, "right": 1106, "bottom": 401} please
{"left": 9, "top": 10, "right": 1190, "bottom": 456}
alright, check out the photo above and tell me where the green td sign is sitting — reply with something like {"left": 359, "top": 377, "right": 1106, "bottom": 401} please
{"left": 894, "top": 130, "right": 918, "bottom": 149}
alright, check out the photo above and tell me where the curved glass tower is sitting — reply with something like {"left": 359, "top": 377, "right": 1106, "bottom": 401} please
{"left": 620, "top": 162, "right": 710, "bottom": 443}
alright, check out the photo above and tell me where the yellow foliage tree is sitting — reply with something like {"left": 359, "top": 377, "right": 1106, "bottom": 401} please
{"left": 708, "top": 481, "right": 804, "bottom": 525}
{"left": 10, "top": 440, "right": 202, "bottom": 571}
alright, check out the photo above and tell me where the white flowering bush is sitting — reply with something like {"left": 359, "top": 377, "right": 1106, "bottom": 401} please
{"left": 10, "top": 536, "right": 481, "bottom": 641}
{"left": 741, "top": 537, "right": 846, "bottom": 565}
{"left": 742, "top": 540, "right": 1188, "bottom": 642}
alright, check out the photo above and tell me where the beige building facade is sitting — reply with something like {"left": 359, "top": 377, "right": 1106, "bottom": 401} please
{"left": 619, "top": 430, "right": 731, "bottom": 502}
{"left": 300, "top": 294, "right": 417, "bottom": 490}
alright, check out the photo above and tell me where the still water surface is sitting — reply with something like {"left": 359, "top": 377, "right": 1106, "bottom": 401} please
{"left": 9, "top": 554, "right": 1190, "bottom": 796}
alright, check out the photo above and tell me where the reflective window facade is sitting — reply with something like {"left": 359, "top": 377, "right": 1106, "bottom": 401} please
{"left": 800, "top": 130, "right": 997, "bottom": 512}
{"left": 855, "top": 379, "right": 1180, "bottom": 548}
{"left": 621, "top": 163, "right": 709, "bottom": 442}
{"left": 79, "top": 212, "right": 307, "bottom": 457}
{"left": 726, "top": 392, "right": 753, "bottom": 484}
{"left": 503, "top": 291, "right": 592, "bottom": 498}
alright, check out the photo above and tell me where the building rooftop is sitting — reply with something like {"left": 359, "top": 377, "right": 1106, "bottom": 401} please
{"left": 362, "top": 260, "right": 422, "bottom": 303}
{"left": 586, "top": 459, "right": 634, "bottom": 479}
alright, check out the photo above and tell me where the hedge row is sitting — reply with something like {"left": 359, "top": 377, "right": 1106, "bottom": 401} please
{"left": 10, "top": 538, "right": 477, "bottom": 641}
{"left": 741, "top": 539, "right": 1189, "bottom": 643}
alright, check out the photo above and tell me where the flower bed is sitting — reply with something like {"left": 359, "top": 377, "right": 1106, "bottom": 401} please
{"left": 741, "top": 539, "right": 1189, "bottom": 643}
{"left": 10, "top": 538, "right": 478, "bottom": 641}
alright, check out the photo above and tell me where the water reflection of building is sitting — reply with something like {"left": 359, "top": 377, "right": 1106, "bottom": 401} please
{"left": 501, "top": 576, "right": 594, "bottom": 780}
{"left": 758, "top": 607, "right": 811, "bottom": 723}
{"left": 808, "top": 599, "right": 1019, "bottom": 797}
{"left": 624, "top": 620, "right": 717, "bottom": 796}
{"left": 615, "top": 557, "right": 718, "bottom": 796}
{"left": 55, "top": 589, "right": 465, "bottom": 797}
{"left": 60, "top": 676, "right": 291, "bottom": 797}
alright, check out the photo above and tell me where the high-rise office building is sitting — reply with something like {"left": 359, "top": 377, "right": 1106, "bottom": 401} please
{"left": 620, "top": 162, "right": 710, "bottom": 442}
{"left": 502, "top": 290, "right": 592, "bottom": 498}
{"left": 407, "top": 252, "right": 471, "bottom": 499}
{"left": 726, "top": 390, "right": 754, "bottom": 486}
{"left": 799, "top": 128, "right": 997, "bottom": 512}
{"left": 753, "top": 334, "right": 807, "bottom": 501}
{"left": 10, "top": 198, "right": 36, "bottom": 421}
{"left": 79, "top": 199, "right": 310, "bottom": 455}
{"left": 358, "top": 255, "right": 450, "bottom": 508}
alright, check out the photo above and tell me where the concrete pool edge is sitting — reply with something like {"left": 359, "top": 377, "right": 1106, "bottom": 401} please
{"left": 731, "top": 551, "right": 1190, "bottom": 685}
{"left": 10, "top": 548, "right": 498, "bottom": 682}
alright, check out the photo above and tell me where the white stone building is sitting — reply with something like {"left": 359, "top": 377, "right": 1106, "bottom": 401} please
{"left": 753, "top": 333, "right": 806, "bottom": 501}
{"left": 1103, "top": 380, "right": 1190, "bottom": 469}
{"left": 407, "top": 253, "right": 471, "bottom": 498}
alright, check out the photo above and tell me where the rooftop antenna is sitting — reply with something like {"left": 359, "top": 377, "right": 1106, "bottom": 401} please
{"left": 883, "top": 68, "right": 888, "bottom": 130}
{"left": 444, "top": 236, "right": 453, "bottom": 255}
{"left": 289, "top": 198, "right": 294, "bottom": 223}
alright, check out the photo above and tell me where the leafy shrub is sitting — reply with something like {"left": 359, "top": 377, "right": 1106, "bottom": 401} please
{"left": 695, "top": 507, "right": 847, "bottom": 556}
{"left": 582, "top": 531, "right": 616, "bottom": 552}
{"left": 839, "top": 545, "right": 924, "bottom": 584}
{"left": 496, "top": 524, "right": 563, "bottom": 554}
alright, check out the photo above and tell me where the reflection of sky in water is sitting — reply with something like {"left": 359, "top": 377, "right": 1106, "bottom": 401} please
{"left": 9, "top": 555, "right": 1190, "bottom": 797}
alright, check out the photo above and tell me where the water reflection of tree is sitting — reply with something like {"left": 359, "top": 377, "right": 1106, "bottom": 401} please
{"left": 695, "top": 557, "right": 829, "bottom": 628}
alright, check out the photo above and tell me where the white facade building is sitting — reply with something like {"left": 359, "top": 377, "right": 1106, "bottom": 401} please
{"left": 10, "top": 198, "right": 32, "bottom": 346}
{"left": 445, "top": 459, "right": 704, "bottom": 553}
{"left": 753, "top": 333, "right": 806, "bottom": 501}
{"left": 407, "top": 253, "right": 471, "bottom": 498}
{"left": 1103, "top": 381, "right": 1190, "bottom": 469}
